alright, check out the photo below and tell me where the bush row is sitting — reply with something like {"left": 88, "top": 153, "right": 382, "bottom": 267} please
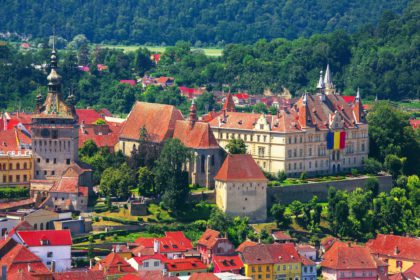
{"left": 102, "top": 216, "right": 139, "bottom": 225}
{"left": 0, "top": 187, "right": 29, "bottom": 199}
{"left": 72, "top": 230, "right": 129, "bottom": 244}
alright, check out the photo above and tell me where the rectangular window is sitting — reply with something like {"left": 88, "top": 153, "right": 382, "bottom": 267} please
{"left": 288, "top": 150, "right": 292, "bottom": 158}
{"left": 66, "top": 159, "right": 71, "bottom": 165}
{"left": 144, "top": 262, "right": 149, "bottom": 268}
{"left": 309, "top": 148, "right": 312, "bottom": 156}
{"left": 46, "top": 158, "right": 49, "bottom": 163}
{"left": 258, "top": 147, "right": 265, "bottom": 157}
{"left": 154, "top": 261, "right": 159, "bottom": 267}
{"left": 53, "top": 158, "right": 57, "bottom": 164}
{"left": 47, "top": 252, "right": 53, "bottom": 258}
{"left": 200, "top": 155, "right": 205, "bottom": 173}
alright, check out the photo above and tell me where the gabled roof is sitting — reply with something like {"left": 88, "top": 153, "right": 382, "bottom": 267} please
{"left": 17, "top": 230, "right": 72, "bottom": 246}
{"left": 165, "top": 258, "right": 207, "bottom": 272}
{"left": 164, "top": 231, "right": 193, "bottom": 250}
{"left": 236, "top": 240, "right": 257, "bottom": 253}
{"left": 173, "top": 120, "right": 220, "bottom": 149}
{"left": 134, "top": 232, "right": 193, "bottom": 253}
{"left": 0, "top": 244, "right": 51, "bottom": 277}
{"left": 241, "top": 244, "right": 274, "bottom": 265}
{"left": 197, "top": 229, "right": 221, "bottom": 249}
{"left": 92, "top": 252, "right": 136, "bottom": 275}
{"left": 213, "top": 255, "right": 244, "bottom": 272}
{"left": 366, "top": 234, "right": 420, "bottom": 261}
{"left": 76, "top": 108, "right": 111, "bottom": 125}
{"left": 321, "top": 244, "right": 378, "bottom": 270}
{"left": 0, "top": 127, "right": 32, "bottom": 153}
{"left": 0, "top": 198, "right": 35, "bottom": 211}
{"left": 120, "top": 102, "right": 183, "bottom": 142}
{"left": 214, "top": 154, "right": 267, "bottom": 182}
{"left": 300, "top": 255, "right": 316, "bottom": 266}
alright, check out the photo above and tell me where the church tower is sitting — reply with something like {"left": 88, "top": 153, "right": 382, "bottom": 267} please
{"left": 31, "top": 44, "right": 79, "bottom": 179}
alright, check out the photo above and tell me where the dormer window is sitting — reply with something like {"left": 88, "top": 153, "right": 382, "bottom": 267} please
{"left": 40, "top": 239, "right": 49, "bottom": 245}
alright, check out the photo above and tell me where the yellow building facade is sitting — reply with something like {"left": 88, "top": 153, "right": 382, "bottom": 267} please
{"left": 0, "top": 152, "right": 33, "bottom": 186}
{"left": 273, "top": 262, "right": 302, "bottom": 280}
{"left": 244, "top": 263, "right": 273, "bottom": 280}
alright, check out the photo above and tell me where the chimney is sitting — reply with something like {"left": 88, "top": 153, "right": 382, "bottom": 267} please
{"left": 50, "top": 260, "right": 56, "bottom": 272}
{"left": 2, "top": 265, "right": 6, "bottom": 280}
{"left": 99, "top": 263, "right": 103, "bottom": 271}
{"left": 153, "top": 239, "right": 160, "bottom": 253}
{"left": 89, "top": 259, "right": 93, "bottom": 269}
{"left": 27, "top": 264, "right": 31, "bottom": 272}
{"left": 394, "top": 246, "right": 399, "bottom": 255}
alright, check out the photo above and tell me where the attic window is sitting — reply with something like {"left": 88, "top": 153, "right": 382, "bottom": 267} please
{"left": 238, "top": 120, "right": 243, "bottom": 125}
{"left": 163, "top": 245, "right": 169, "bottom": 249}
{"left": 40, "top": 239, "right": 49, "bottom": 245}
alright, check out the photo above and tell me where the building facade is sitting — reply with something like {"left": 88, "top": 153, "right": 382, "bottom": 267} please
{"left": 207, "top": 67, "right": 369, "bottom": 176}
{"left": 215, "top": 154, "right": 268, "bottom": 222}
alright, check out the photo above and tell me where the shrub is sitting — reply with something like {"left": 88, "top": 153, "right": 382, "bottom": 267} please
{"left": 363, "top": 158, "right": 382, "bottom": 174}
{"left": 351, "top": 168, "right": 359, "bottom": 176}
{"left": 300, "top": 172, "right": 307, "bottom": 180}
{"left": 0, "top": 187, "right": 29, "bottom": 199}
{"left": 277, "top": 170, "right": 287, "bottom": 183}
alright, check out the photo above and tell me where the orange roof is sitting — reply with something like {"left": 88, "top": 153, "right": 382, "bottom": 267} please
{"left": 134, "top": 232, "right": 193, "bottom": 253}
{"left": 165, "top": 258, "right": 207, "bottom": 272}
{"left": 321, "top": 244, "right": 378, "bottom": 270}
{"left": 197, "top": 229, "right": 221, "bottom": 249}
{"left": 366, "top": 234, "right": 420, "bottom": 262}
{"left": 214, "top": 154, "right": 267, "bottom": 182}
{"left": 173, "top": 120, "right": 219, "bottom": 149}
{"left": 300, "top": 255, "right": 316, "bottom": 266}
{"left": 0, "top": 198, "right": 35, "bottom": 211}
{"left": 223, "top": 93, "right": 236, "bottom": 112}
{"left": 92, "top": 252, "right": 136, "bottom": 275}
{"left": 272, "top": 231, "right": 293, "bottom": 241}
{"left": 79, "top": 121, "right": 124, "bottom": 150}
{"left": 236, "top": 240, "right": 257, "bottom": 252}
{"left": 0, "top": 128, "right": 32, "bottom": 153}
{"left": 267, "top": 243, "right": 301, "bottom": 264}
{"left": 76, "top": 108, "right": 112, "bottom": 125}
{"left": 120, "top": 102, "right": 183, "bottom": 142}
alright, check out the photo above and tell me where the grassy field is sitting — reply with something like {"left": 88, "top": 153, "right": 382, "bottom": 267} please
{"left": 100, "top": 44, "right": 223, "bottom": 56}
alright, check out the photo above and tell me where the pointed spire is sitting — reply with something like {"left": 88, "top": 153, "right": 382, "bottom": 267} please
{"left": 223, "top": 90, "right": 235, "bottom": 112}
{"left": 189, "top": 99, "right": 197, "bottom": 127}
{"left": 316, "top": 70, "right": 325, "bottom": 89}
{"left": 324, "top": 64, "right": 333, "bottom": 91}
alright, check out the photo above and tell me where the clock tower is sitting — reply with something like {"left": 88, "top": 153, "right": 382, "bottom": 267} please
{"left": 31, "top": 45, "right": 79, "bottom": 180}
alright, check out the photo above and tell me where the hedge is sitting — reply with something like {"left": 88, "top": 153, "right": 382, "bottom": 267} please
{"left": 101, "top": 216, "right": 139, "bottom": 225}
{"left": 0, "top": 187, "right": 29, "bottom": 199}
{"left": 72, "top": 230, "right": 129, "bottom": 244}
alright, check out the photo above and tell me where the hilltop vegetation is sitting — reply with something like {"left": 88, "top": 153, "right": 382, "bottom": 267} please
{"left": 0, "top": 0, "right": 409, "bottom": 45}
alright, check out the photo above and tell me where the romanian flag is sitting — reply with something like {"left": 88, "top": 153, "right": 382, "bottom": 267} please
{"left": 327, "top": 131, "right": 346, "bottom": 150}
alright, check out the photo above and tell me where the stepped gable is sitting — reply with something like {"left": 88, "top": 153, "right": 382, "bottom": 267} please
{"left": 120, "top": 102, "right": 183, "bottom": 142}
{"left": 366, "top": 234, "right": 420, "bottom": 262}
{"left": 214, "top": 154, "right": 267, "bottom": 182}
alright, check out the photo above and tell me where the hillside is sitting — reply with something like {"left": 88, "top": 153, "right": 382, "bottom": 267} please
{"left": 0, "top": 0, "right": 409, "bottom": 45}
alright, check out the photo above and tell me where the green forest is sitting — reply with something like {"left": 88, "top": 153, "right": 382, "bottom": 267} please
{"left": 1, "top": 2, "right": 419, "bottom": 112}
{"left": 0, "top": 0, "right": 410, "bottom": 45}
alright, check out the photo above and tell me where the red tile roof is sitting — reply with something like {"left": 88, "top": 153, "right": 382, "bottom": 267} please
{"left": 321, "top": 244, "right": 378, "bottom": 270}
{"left": 405, "top": 262, "right": 420, "bottom": 279}
{"left": 409, "top": 119, "right": 420, "bottom": 129}
{"left": 241, "top": 244, "right": 274, "bottom": 265}
{"left": 300, "top": 255, "right": 316, "bottom": 266}
{"left": 213, "top": 255, "right": 244, "bottom": 272}
{"left": 236, "top": 240, "right": 257, "bottom": 253}
{"left": 342, "top": 96, "right": 356, "bottom": 103}
{"left": 197, "top": 229, "right": 221, "bottom": 249}
{"left": 134, "top": 232, "right": 193, "bottom": 253}
{"left": 76, "top": 108, "right": 112, "bottom": 125}
{"left": 214, "top": 154, "right": 267, "bottom": 182}
{"left": 52, "top": 270, "right": 105, "bottom": 280}
{"left": 120, "top": 102, "right": 184, "bottom": 142}
{"left": 173, "top": 120, "right": 219, "bottom": 149}
{"left": 79, "top": 121, "right": 123, "bottom": 151}
{"left": 366, "top": 234, "right": 420, "bottom": 262}
{"left": 179, "top": 86, "right": 205, "bottom": 98}
{"left": 165, "top": 258, "right": 207, "bottom": 272}
{"left": 222, "top": 93, "right": 236, "bottom": 112}
{"left": 92, "top": 252, "right": 136, "bottom": 275}
{"left": 0, "top": 244, "right": 51, "bottom": 277}
{"left": 272, "top": 231, "right": 293, "bottom": 241}
{"left": 119, "top": 275, "right": 143, "bottom": 280}
{"left": 189, "top": 272, "right": 219, "bottom": 280}
{"left": 267, "top": 243, "right": 301, "bottom": 264}
{"left": 0, "top": 128, "right": 32, "bottom": 153}
{"left": 17, "top": 230, "right": 72, "bottom": 246}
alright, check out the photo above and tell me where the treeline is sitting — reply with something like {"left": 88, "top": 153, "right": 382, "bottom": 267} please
{"left": 1, "top": 3, "right": 419, "bottom": 112}
{"left": 0, "top": 0, "right": 409, "bottom": 45}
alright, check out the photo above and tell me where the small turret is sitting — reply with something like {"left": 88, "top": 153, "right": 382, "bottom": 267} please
{"left": 316, "top": 70, "right": 325, "bottom": 90}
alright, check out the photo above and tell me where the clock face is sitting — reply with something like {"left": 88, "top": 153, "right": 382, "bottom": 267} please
{"left": 41, "top": 128, "right": 50, "bottom": 138}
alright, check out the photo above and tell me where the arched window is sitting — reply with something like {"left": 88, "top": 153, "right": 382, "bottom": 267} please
{"left": 24, "top": 163, "right": 27, "bottom": 169}
{"left": 16, "top": 163, "right": 20, "bottom": 170}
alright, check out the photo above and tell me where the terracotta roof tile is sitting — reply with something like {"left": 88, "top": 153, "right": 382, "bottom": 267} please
{"left": 236, "top": 240, "right": 257, "bottom": 253}
{"left": 214, "top": 154, "right": 267, "bottom": 182}
{"left": 321, "top": 244, "right": 378, "bottom": 270}
{"left": 92, "top": 252, "right": 136, "bottom": 275}
{"left": 267, "top": 243, "right": 301, "bottom": 264}
{"left": 131, "top": 253, "right": 167, "bottom": 265}
{"left": 17, "top": 230, "right": 72, "bottom": 246}
{"left": 366, "top": 234, "right": 420, "bottom": 262}
{"left": 272, "top": 231, "right": 293, "bottom": 241}
{"left": 197, "top": 229, "right": 221, "bottom": 249}
{"left": 0, "top": 198, "right": 35, "bottom": 211}
{"left": 120, "top": 102, "right": 183, "bottom": 142}
{"left": 213, "top": 255, "right": 244, "bottom": 272}
{"left": 76, "top": 109, "right": 111, "bottom": 125}
{"left": 0, "top": 128, "right": 32, "bottom": 153}
{"left": 173, "top": 120, "right": 219, "bottom": 149}
{"left": 241, "top": 244, "right": 274, "bottom": 265}
{"left": 8, "top": 221, "right": 34, "bottom": 236}
{"left": 300, "top": 255, "right": 316, "bottom": 266}
{"left": 134, "top": 232, "right": 193, "bottom": 253}
{"left": 189, "top": 272, "right": 219, "bottom": 280}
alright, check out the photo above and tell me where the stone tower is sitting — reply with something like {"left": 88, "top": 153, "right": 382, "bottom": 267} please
{"left": 31, "top": 45, "right": 79, "bottom": 180}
